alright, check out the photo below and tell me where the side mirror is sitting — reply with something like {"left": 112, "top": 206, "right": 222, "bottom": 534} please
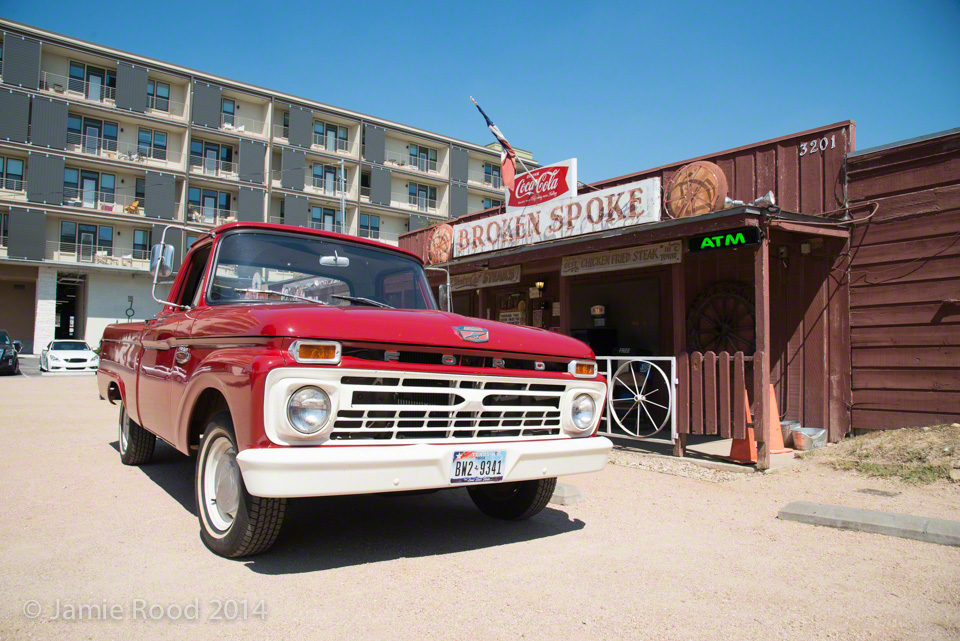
{"left": 149, "top": 243, "right": 175, "bottom": 278}
{"left": 438, "top": 284, "right": 451, "bottom": 313}
{"left": 12, "top": 340, "right": 22, "bottom": 353}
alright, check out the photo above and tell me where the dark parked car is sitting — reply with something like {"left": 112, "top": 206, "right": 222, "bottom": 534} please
{"left": 0, "top": 330, "right": 21, "bottom": 375}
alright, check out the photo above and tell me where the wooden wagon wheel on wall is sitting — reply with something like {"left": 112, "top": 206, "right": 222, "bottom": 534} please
{"left": 663, "top": 160, "right": 729, "bottom": 219}
{"left": 686, "top": 281, "right": 756, "bottom": 354}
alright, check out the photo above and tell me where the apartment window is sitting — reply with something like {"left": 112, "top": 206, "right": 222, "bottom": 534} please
{"left": 1, "top": 213, "right": 7, "bottom": 246}
{"left": 103, "top": 122, "right": 119, "bottom": 153}
{"left": 359, "top": 214, "right": 380, "bottom": 239}
{"left": 135, "top": 178, "right": 145, "bottom": 208}
{"left": 311, "top": 206, "right": 342, "bottom": 233}
{"left": 101, "top": 174, "right": 116, "bottom": 204}
{"left": 278, "top": 198, "right": 285, "bottom": 223}
{"left": 63, "top": 168, "right": 80, "bottom": 202}
{"left": 189, "top": 187, "right": 231, "bottom": 223}
{"left": 221, "top": 98, "right": 235, "bottom": 127}
{"left": 133, "top": 229, "right": 151, "bottom": 256}
{"left": 314, "top": 121, "right": 348, "bottom": 152}
{"left": 409, "top": 144, "right": 438, "bottom": 173}
{"left": 1, "top": 157, "right": 24, "bottom": 190}
{"left": 99, "top": 226, "right": 114, "bottom": 252}
{"left": 311, "top": 164, "right": 341, "bottom": 193}
{"left": 484, "top": 163, "right": 502, "bottom": 189}
{"left": 60, "top": 221, "right": 111, "bottom": 258}
{"left": 191, "top": 139, "right": 232, "bottom": 175}
{"left": 68, "top": 61, "right": 115, "bottom": 102}
{"left": 67, "top": 114, "right": 82, "bottom": 147}
{"left": 483, "top": 198, "right": 503, "bottom": 210}
{"left": 139, "top": 128, "right": 167, "bottom": 161}
{"left": 64, "top": 168, "right": 114, "bottom": 209}
{"left": 282, "top": 112, "right": 289, "bottom": 138}
{"left": 408, "top": 183, "right": 437, "bottom": 212}
{"left": 147, "top": 80, "right": 170, "bottom": 112}
{"left": 360, "top": 171, "right": 370, "bottom": 197}
{"left": 186, "top": 235, "right": 199, "bottom": 250}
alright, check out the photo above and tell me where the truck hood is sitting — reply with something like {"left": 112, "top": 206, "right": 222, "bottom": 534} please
{"left": 189, "top": 304, "right": 595, "bottom": 359}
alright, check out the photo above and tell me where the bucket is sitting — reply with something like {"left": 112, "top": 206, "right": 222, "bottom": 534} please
{"left": 792, "top": 427, "right": 827, "bottom": 451}
{"left": 780, "top": 420, "right": 801, "bottom": 448}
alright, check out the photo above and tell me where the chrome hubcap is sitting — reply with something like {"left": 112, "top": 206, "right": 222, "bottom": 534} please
{"left": 119, "top": 411, "right": 129, "bottom": 453}
{"left": 204, "top": 436, "right": 240, "bottom": 532}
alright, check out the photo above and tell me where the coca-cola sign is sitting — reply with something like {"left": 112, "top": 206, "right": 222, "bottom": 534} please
{"left": 507, "top": 158, "right": 577, "bottom": 212}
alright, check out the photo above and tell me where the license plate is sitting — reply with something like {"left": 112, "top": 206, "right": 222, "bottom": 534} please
{"left": 450, "top": 450, "right": 506, "bottom": 484}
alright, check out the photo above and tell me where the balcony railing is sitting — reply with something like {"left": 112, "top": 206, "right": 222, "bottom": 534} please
{"left": 312, "top": 132, "right": 351, "bottom": 154}
{"left": 186, "top": 205, "right": 238, "bottom": 226}
{"left": 394, "top": 190, "right": 439, "bottom": 213}
{"left": 0, "top": 178, "right": 26, "bottom": 198}
{"left": 467, "top": 168, "right": 503, "bottom": 189}
{"left": 269, "top": 215, "right": 284, "bottom": 225}
{"left": 66, "top": 133, "right": 181, "bottom": 166}
{"left": 272, "top": 123, "right": 289, "bottom": 140}
{"left": 46, "top": 240, "right": 150, "bottom": 269}
{"left": 360, "top": 186, "right": 371, "bottom": 198}
{"left": 308, "top": 220, "right": 345, "bottom": 233}
{"left": 220, "top": 112, "right": 266, "bottom": 137}
{"left": 306, "top": 171, "right": 347, "bottom": 198}
{"left": 61, "top": 189, "right": 146, "bottom": 216}
{"left": 40, "top": 71, "right": 116, "bottom": 105}
{"left": 189, "top": 154, "right": 238, "bottom": 179}
{"left": 146, "top": 94, "right": 187, "bottom": 119}
{"left": 384, "top": 150, "right": 445, "bottom": 176}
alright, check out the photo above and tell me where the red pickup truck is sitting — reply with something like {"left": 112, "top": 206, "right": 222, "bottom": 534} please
{"left": 97, "top": 223, "right": 611, "bottom": 557}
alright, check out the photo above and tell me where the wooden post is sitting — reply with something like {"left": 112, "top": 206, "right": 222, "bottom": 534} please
{"left": 671, "top": 261, "right": 687, "bottom": 456}
{"left": 754, "top": 232, "right": 772, "bottom": 470}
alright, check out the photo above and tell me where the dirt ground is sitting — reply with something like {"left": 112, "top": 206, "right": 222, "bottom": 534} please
{"left": 1, "top": 375, "right": 958, "bottom": 641}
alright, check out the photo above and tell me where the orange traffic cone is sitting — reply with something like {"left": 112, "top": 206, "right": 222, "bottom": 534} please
{"left": 728, "top": 394, "right": 758, "bottom": 463}
{"left": 728, "top": 384, "right": 792, "bottom": 464}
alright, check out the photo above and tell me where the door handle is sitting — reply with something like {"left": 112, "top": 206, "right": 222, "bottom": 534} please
{"left": 174, "top": 346, "right": 190, "bottom": 364}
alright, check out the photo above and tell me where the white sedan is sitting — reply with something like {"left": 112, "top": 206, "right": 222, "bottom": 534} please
{"left": 40, "top": 340, "right": 100, "bottom": 373}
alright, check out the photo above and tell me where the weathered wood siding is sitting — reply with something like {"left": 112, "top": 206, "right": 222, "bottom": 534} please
{"left": 846, "top": 130, "right": 960, "bottom": 430}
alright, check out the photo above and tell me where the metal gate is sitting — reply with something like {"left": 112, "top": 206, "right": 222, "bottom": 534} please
{"left": 596, "top": 356, "right": 677, "bottom": 443}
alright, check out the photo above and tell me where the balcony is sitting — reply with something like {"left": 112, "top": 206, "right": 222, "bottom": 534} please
{"left": 189, "top": 155, "right": 238, "bottom": 180}
{"left": 66, "top": 133, "right": 182, "bottom": 168}
{"left": 61, "top": 189, "right": 147, "bottom": 216}
{"left": 467, "top": 168, "right": 503, "bottom": 190}
{"left": 308, "top": 220, "right": 345, "bottom": 233}
{"left": 272, "top": 123, "right": 289, "bottom": 141}
{"left": 186, "top": 204, "right": 238, "bottom": 226}
{"left": 384, "top": 150, "right": 446, "bottom": 177}
{"left": 393, "top": 190, "right": 439, "bottom": 214}
{"left": 0, "top": 179, "right": 27, "bottom": 201}
{"left": 312, "top": 132, "right": 358, "bottom": 157}
{"left": 220, "top": 113, "right": 266, "bottom": 138}
{"left": 360, "top": 186, "right": 371, "bottom": 199}
{"left": 306, "top": 171, "right": 347, "bottom": 198}
{"left": 40, "top": 71, "right": 116, "bottom": 106}
{"left": 45, "top": 240, "right": 150, "bottom": 270}
{"left": 146, "top": 94, "right": 187, "bottom": 119}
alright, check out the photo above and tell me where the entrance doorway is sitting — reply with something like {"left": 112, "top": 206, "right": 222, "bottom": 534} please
{"left": 55, "top": 275, "right": 86, "bottom": 340}
{"left": 568, "top": 272, "right": 667, "bottom": 356}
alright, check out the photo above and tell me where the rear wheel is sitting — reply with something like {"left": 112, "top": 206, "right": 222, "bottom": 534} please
{"left": 196, "top": 414, "right": 285, "bottom": 558}
{"left": 119, "top": 403, "right": 155, "bottom": 466}
{"left": 467, "top": 478, "right": 557, "bottom": 520}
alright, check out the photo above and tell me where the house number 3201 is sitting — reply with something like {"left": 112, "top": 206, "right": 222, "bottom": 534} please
{"left": 800, "top": 135, "right": 836, "bottom": 156}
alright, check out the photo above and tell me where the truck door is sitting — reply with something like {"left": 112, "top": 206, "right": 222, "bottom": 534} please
{"left": 136, "top": 244, "right": 212, "bottom": 447}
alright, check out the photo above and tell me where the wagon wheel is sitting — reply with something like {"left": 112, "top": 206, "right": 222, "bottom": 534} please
{"left": 687, "top": 281, "right": 756, "bottom": 354}
{"left": 607, "top": 360, "right": 672, "bottom": 437}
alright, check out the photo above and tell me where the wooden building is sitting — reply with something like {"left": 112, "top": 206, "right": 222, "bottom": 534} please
{"left": 400, "top": 123, "right": 960, "bottom": 467}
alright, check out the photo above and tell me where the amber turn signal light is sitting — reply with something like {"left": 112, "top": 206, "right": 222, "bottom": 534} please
{"left": 569, "top": 360, "right": 597, "bottom": 378}
{"left": 290, "top": 340, "right": 342, "bottom": 364}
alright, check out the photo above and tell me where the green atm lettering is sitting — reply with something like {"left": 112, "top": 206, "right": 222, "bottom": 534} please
{"left": 698, "top": 232, "right": 749, "bottom": 250}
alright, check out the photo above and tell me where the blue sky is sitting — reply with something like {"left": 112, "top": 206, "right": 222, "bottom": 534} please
{"left": 6, "top": 0, "right": 959, "bottom": 182}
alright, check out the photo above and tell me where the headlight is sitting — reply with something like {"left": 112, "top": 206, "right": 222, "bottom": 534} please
{"left": 286, "top": 386, "right": 331, "bottom": 435}
{"left": 571, "top": 393, "right": 596, "bottom": 430}
{"left": 49, "top": 354, "right": 60, "bottom": 362}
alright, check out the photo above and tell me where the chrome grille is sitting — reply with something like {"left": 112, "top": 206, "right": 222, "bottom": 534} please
{"left": 330, "top": 374, "right": 568, "bottom": 441}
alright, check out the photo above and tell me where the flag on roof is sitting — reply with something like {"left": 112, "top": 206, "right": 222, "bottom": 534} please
{"left": 470, "top": 96, "right": 517, "bottom": 192}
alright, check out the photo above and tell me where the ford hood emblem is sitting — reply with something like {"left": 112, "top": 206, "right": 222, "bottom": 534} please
{"left": 453, "top": 326, "right": 489, "bottom": 343}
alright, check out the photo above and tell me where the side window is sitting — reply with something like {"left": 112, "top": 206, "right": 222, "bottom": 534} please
{"left": 175, "top": 245, "right": 211, "bottom": 307}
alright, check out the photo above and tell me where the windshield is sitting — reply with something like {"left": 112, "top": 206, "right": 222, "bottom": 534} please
{"left": 0, "top": 331, "right": 10, "bottom": 345}
{"left": 52, "top": 341, "right": 90, "bottom": 351}
{"left": 208, "top": 231, "right": 437, "bottom": 310}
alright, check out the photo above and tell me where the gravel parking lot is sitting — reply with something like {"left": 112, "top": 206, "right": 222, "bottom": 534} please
{"left": 1, "top": 375, "right": 958, "bottom": 640}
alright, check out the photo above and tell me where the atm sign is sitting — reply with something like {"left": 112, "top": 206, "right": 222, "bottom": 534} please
{"left": 688, "top": 226, "right": 763, "bottom": 253}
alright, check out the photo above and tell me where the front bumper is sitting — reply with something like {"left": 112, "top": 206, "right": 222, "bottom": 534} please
{"left": 236, "top": 436, "right": 613, "bottom": 498}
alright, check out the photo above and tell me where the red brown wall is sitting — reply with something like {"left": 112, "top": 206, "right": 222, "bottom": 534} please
{"left": 846, "top": 130, "right": 960, "bottom": 430}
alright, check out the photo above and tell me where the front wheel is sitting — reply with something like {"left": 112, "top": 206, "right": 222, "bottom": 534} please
{"left": 196, "top": 414, "right": 286, "bottom": 558}
{"left": 467, "top": 478, "right": 557, "bottom": 520}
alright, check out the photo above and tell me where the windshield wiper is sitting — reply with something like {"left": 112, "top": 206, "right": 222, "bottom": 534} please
{"left": 234, "top": 288, "right": 329, "bottom": 306}
{"left": 330, "top": 295, "right": 394, "bottom": 309}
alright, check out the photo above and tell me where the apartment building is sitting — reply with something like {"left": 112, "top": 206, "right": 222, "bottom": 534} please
{"left": 0, "top": 19, "right": 535, "bottom": 353}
